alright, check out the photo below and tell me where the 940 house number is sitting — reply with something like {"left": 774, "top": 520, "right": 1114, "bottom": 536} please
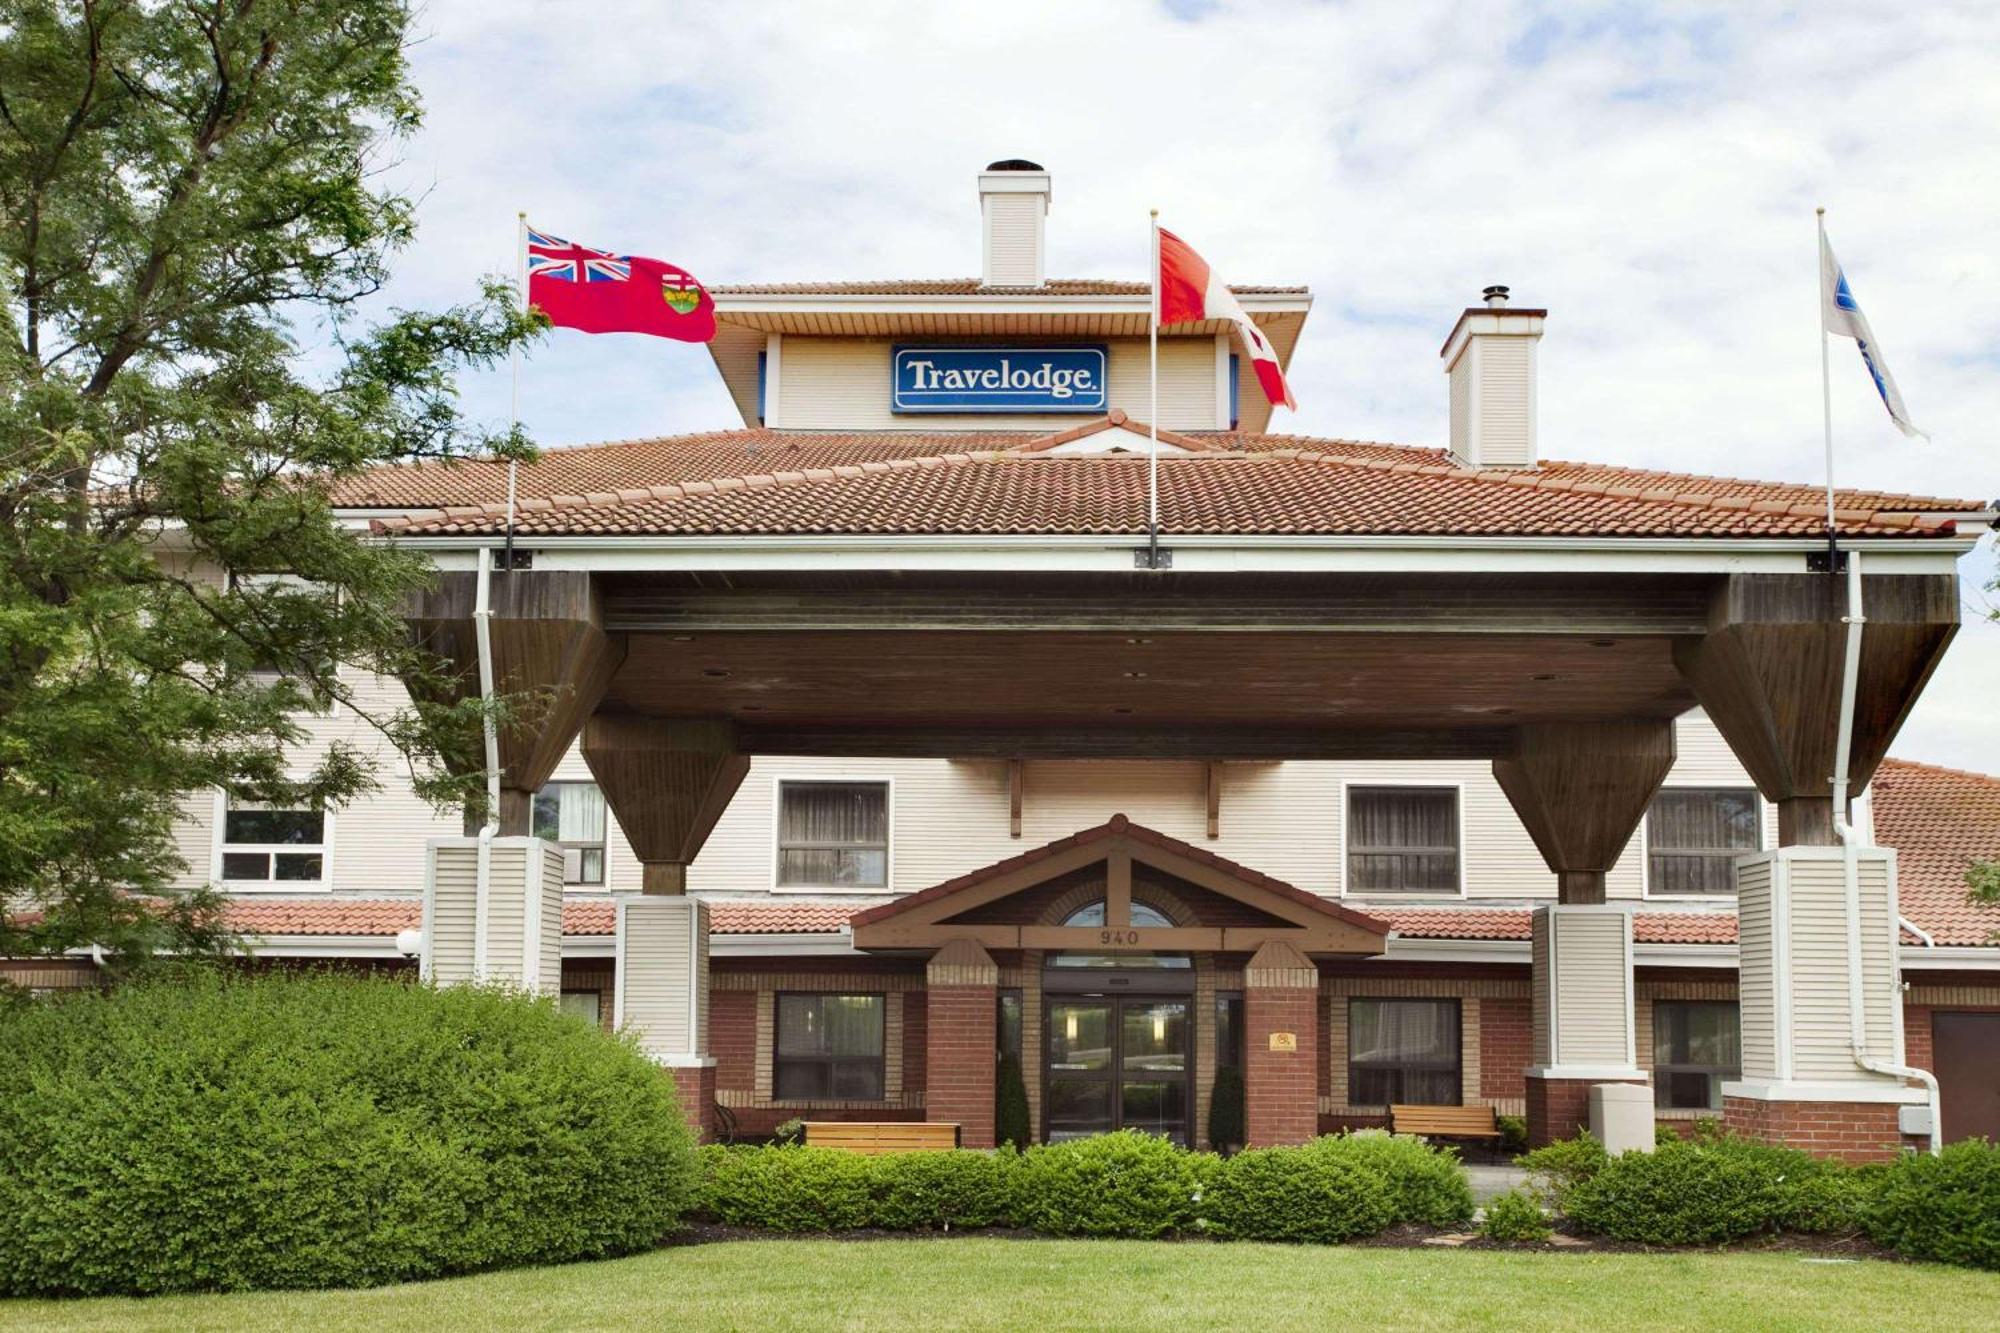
{"left": 1098, "top": 929, "right": 1144, "bottom": 946}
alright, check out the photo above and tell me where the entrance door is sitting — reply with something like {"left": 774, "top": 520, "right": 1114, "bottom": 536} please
{"left": 1933, "top": 1012, "right": 2000, "bottom": 1144}
{"left": 1045, "top": 996, "right": 1190, "bottom": 1144}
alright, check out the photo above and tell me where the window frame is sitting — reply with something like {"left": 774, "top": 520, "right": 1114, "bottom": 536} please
{"left": 1346, "top": 997, "right": 1464, "bottom": 1108}
{"left": 1642, "top": 786, "right": 1765, "bottom": 900}
{"left": 773, "top": 991, "right": 888, "bottom": 1103}
{"left": 1651, "top": 999, "right": 1741, "bottom": 1111}
{"left": 533, "top": 780, "right": 611, "bottom": 889}
{"left": 769, "top": 774, "right": 894, "bottom": 894}
{"left": 1338, "top": 780, "right": 1467, "bottom": 899}
{"left": 210, "top": 789, "right": 334, "bottom": 893}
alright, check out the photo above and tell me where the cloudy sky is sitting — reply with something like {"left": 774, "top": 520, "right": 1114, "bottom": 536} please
{"left": 366, "top": 0, "right": 1996, "bottom": 769}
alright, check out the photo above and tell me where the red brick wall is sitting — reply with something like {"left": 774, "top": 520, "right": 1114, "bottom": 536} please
{"left": 670, "top": 1063, "right": 716, "bottom": 1142}
{"left": 711, "top": 988, "right": 758, "bottom": 1096}
{"left": 903, "top": 990, "right": 929, "bottom": 1091}
{"left": 925, "top": 983, "right": 996, "bottom": 1148}
{"left": 1723, "top": 1096, "right": 1914, "bottom": 1164}
{"left": 1481, "top": 997, "right": 1533, "bottom": 1101}
{"left": 1246, "top": 985, "right": 1319, "bottom": 1146}
{"left": 1526, "top": 1076, "right": 1645, "bottom": 1147}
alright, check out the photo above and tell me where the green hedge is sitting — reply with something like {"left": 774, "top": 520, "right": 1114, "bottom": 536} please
{"left": 0, "top": 970, "right": 697, "bottom": 1296}
{"left": 1479, "top": 1188, "right": 1552, "bottom": 1243}
{"left": 693, "top": 1129, "right": 1470, "bottom": 1243}
{"left": 1864, "top": 1140, "right": 2000, "bottom": 1270}
{"left": 1564, "top": 1138, "right": 1840, "bottom": 1244}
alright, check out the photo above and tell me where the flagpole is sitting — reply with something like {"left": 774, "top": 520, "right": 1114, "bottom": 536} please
{"left": 1147, "top": 208, "right": 1160, "bottom": 570}
{"left": 505, "top": 210, "right": 525, "bottom": 576}
{"left": 1817, "top": 206, "right": 1836, "bottom": 549}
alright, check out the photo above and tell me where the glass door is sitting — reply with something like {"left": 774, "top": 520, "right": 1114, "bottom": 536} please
{"left": 1044, "top": 996, "right": 1190, "bottom": 1144}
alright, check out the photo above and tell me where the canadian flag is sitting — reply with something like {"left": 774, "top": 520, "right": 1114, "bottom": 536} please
{"left": 1156, "top": 226, "right": 1296, "bottom": 411}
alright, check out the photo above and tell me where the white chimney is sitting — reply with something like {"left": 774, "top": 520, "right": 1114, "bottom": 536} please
{"left": 1440, "top": 285, "right": 1545, "bottom": 469}
{"left": 978, "top": 159, "right": 1050, "bottom": 288}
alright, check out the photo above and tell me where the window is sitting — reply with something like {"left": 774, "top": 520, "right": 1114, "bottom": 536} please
{"left": 559, "top": 989, "right": 602, "bottom": 1027}
{"left": 1048, "top": 898, "right": 1191, "bottom": 969}
{"left": 220, "top": 798, "right": 326, "bottom": 888}
{"left": 226, "top": 571, "right": 336, "bottom": 710}
{"left": 1215, "top": 992, "right": 1244, "bottom": 1072}
{"left": 1348, "top": 998, "right": 1461, "bottom": 1106}
{"left": 1653, "top": 1001, "right": 1740, "bottom": 1110}
{"left": 1648, "top": 789, "right": 1761, "bottom": 895}
{"left": 998, "top": 990, "right": 1023, "bottom": 1066}
{"left": 1346, "top": 787, "right": 1460, "bottom": 894}
{"left": 774, "top": 993, "right": 885, "bottom": 1100}
{"left": 1060, "top": 900, "right": 1175, "bottom": 928}
{"left": 533, "top": 782, "right": 608, "bottom": 886}
{"left": 776, "top": 781, "right": 889, "bottom": 887}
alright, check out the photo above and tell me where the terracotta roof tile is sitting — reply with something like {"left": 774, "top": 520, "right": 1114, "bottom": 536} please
{"left": 1375, "top": 907, "right": 1739, "bottom": 945}
{"left": 215, "top": 897, "right": 854, "bottom": 938}
{"left": 710, "top": 278, "right": 1306, "bottom": 297}
{"left": 372, "top": 447, "right": 1971, "bottom": 542}
{"left": 1871, "top": 757, "right": 2000, "bottom": 947}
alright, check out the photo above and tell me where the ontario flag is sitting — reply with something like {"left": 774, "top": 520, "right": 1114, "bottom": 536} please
{"left": 525, "top": 226, "right": 716, "bottom": 342}
{"left": 1156, "top": 226, "right": 1295, "bottom": 411}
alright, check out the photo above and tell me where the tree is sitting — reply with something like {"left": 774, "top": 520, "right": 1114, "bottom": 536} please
{"left": 0, "top": 0, "right": 540, "bottom": 969}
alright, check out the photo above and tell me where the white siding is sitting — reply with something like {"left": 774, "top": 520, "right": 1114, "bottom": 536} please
{"left": 427, "top": 841, "right": 480, "bottom": 987}
{"left": 619, "top": 898, "right": 704, "bottom": 1056}
{"left": 1736, "top": 856, "right": 1778, "bottom": 1079}
{"left": 1473, "top": 337, "right": 1535, "bottom": 468}
{"left": 1784, "top": 851, "right": 1898, "bottom": 1080}
{"left": 771, "top": 335, "right": 1220, "bottom": 431}
{"left": 1448, "top": 353, "right": 1471, "bottom": 461}
{"left": 982, "top": 192, "right": 1042, "bottom": 287}
{"left": 1549, "top": 911, "right": 1632, "bottom": 1067}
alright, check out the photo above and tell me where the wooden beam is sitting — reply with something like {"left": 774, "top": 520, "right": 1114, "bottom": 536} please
{"left": 1493, "top": 720, "right": 1677, "bottom": 905}
{"left": 1675, "top": 573, "right": 1958, "bottom": 843}
{"left": 1206, "top": 762, "right": 1222, "bottom": 840}
{"left": 580, "top": 714, "right": 748, "bottom": 889}
{"left": 1105, "top": 848, "right": 1132, "bottom": 928}
{"left": 742, "top": 725, "right": 1521, "bottom": 761}
{"left": 1008, "top": 759, "right": 1023, "bottom": 839}
{"left": 851, "top": 922, "right": 1384, "bottom": 955}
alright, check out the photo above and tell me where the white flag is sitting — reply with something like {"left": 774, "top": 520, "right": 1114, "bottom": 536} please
{"left": 1820, "top": 231, "right": 1927, "bottom": 440}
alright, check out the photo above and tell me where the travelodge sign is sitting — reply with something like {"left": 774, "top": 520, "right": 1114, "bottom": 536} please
{"left": 891, "top": 345, "right": 1108, "bottom": 414}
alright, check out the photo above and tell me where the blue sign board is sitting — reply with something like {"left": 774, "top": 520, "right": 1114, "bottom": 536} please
{"left": 891, "top": 345, "right": 1108, "bottom": 414}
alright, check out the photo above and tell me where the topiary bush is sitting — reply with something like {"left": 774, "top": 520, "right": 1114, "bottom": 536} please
{"left": 698, "top": 1144, "right": 876, "bottom": 1231}
{"left": 871, "top": 1150, "right": 1017, "bottom": 1231}
{"left": 1865, "top": 1140, "right": 2000, "bottom": 1269}
{"left": 1307, "top": 1132, "right": 1475, "bottom": 1227}
{"left": 995, "top": 1053, "right": 1031, "bottom": 1151}
{"left": 1010, "top": 1131, "right": 1207, "bottom": 1238}
{"left": 1479, "top": 1188, "right": 1552, "bottom": 1243}
{"left": 1208, "top": 1067, "right": 1245, "bottom": 1152}
{"left": 1202, "top": 1143, "right": 1395, "bottom": 1243}
{"left": 0, "top": 969, "right": 697, "bottom": 1296}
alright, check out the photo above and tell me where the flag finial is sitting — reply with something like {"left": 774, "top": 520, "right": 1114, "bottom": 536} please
{"left": 1816, "top": 205, "right": 1826, "bottom": 217}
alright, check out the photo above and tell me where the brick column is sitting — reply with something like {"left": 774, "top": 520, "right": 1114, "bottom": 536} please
{"left": 1245, "top": 940, "right": 1320, "bottom": 1146}
{"left": 1525, "top": 905, "right": 1646, "bottom": 1147}
{"left": 925, "top": 939, "right": 998, "bottom": 1149}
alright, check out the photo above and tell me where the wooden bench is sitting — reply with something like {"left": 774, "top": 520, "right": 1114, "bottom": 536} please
{"left": 803, "top": 1121, "right": 961, "bottom": 1154}
{"left": 1388, "top": 1104, "right": 1502, "bottom": 1141}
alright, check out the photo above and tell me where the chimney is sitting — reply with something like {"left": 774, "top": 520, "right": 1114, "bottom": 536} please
{"left": 1439, "top": 285, "right": 1546, "bottom": 469}
{"left": 978, "top": 159, "right": 1050, "bottom": 288}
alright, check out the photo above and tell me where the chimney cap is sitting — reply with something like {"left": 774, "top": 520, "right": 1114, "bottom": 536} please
{"left": 985, "top": 159, "right": 1045, "bottom": 172}
{"left": 1482, "top": 285, "right": 1511, "bottom": 307}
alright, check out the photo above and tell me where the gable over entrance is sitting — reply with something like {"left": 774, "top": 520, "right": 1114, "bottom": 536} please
{"left": 848, "top": 814, "right": 1389, "bottom": 955}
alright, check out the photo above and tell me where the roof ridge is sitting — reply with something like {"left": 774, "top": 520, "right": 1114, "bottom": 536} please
{"left": 1541, "top": 457, "right": 1986, "bottom": 512}
{"left": 1282, "top": 450, "right": 1955, "bottom": 533}
{"left": 1877, "top": 755, "right": 2000, "bottom": 787}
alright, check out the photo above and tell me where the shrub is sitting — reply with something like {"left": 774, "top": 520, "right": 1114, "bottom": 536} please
{"left": 995, "top": 1054, "right": 1031, "bottom": 1151}
{"left": 1479, "top": 1189, "right": 1552, "bottom": 1243}
{"left": 1565, "top": 1138, "right": 1844, "bottom": 1245}
{"left": 1307, "top": 1133, "right": 1474, "bottom": 1227}
{"left": 698, "top": 1145, "right": 875, "bottom": 1231}
{"left": 1010, "top": 1131, "right": 1206, "bottom": 1238}
{"left": 1865, "top": 1140, "right": 2000, "bottom": 1270}
{"left": 1495, "top": 1114, "right": 1529, "bottom": 1156}
{"left": 1208, "top": 1067, "right": 1246, "bottom": 1152}
{"left": 0, "top": 970, "right": 696, "bottom": 1296}
{"left": 871, "top": 1150, "right": 1016, "bottom": 1231}
{"left": 1203, "top": 1144, "right": 1395, "bottom": 1243}
{"left": 1517, "top": 1132, "right": 1610, "bottom": 1210}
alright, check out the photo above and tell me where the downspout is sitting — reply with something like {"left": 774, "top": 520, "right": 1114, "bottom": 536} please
{"left": 1830, "top": 548, "right": 1941, "bottom": 1152}
{"left": 472, "top": 550, "right": 502, "bottom": 982}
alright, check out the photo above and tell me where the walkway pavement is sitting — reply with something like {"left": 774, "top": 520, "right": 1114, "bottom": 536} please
{"left": 1462, "top": 1162, "right": 1530, "bottom": 1202}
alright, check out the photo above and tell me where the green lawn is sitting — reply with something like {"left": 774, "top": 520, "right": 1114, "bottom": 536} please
{"left": 3, "top": 1240, "right": 1996, "bottom": 1333}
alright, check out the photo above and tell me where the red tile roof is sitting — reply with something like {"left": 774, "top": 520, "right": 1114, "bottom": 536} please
{"left": 372, "top": 445, "right": 1971, "bottom": 542}
{"left": 850, "top": 813, "right": 1389, "bottom": 936}
{"left": 1870, "top": 757, "right": 2000, "bottom": 947}
{"left": 1376, "top": 907, "right": 1740, "bottom": 946}
{"left": 215, "top": 897, "right": 852, "bottom": 938}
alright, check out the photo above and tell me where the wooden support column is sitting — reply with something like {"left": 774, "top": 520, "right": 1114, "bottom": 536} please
{"left": 1493, "top": 720, "right": 1676, "bottom": 904}
{"left": 1008, "top": 759, "right": 1023, "bottom": 838}
{"left": 1675, "top": 572, "right": 1958, "bottom": 846}
{"left": 402, "top": 570, "right": 625, "bottom": 834}
{"left": 1205, "top": 762, "right": 1222, "bottom": 839}
{"left": 582, "top": 714, "right": 749, "bottom": 895}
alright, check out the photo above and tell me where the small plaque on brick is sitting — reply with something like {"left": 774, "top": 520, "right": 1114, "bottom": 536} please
{"left": 1267, "top": 1031, "right": 1298, "bottom": 1052}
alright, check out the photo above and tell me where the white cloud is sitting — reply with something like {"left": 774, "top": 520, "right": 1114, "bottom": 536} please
{"left": 364, "top": 0, "right": 2000, "bottom": 769}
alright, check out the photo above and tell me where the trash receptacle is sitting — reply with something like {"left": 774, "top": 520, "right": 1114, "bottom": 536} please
{"left": 1588, "top": 1082, "right": 1654, "bottom": 1155}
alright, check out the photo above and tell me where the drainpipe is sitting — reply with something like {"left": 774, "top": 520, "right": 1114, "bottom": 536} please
{"left": 1830, "top": 548, "right": 1940, "bottom": 1153}
{"left": 472, "top": 550, "right": 502, "bottom": 982}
